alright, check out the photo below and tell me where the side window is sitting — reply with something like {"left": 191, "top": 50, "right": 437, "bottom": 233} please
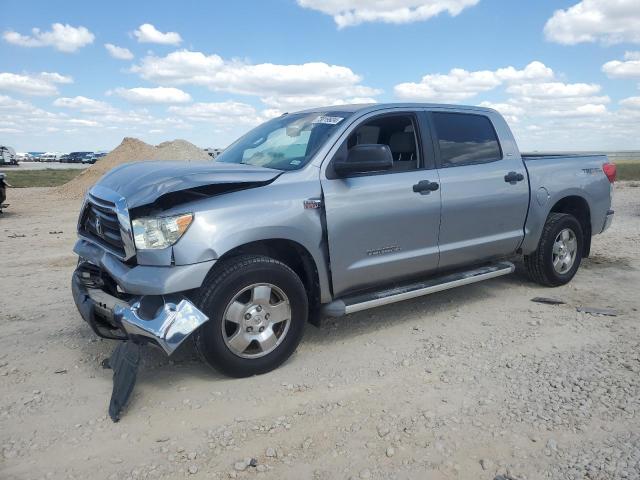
{"left": 347, "top": 114, "right": 420, "bottom": 172}
{"left": 432, "top": 112, "right": 501, "bottom": 167}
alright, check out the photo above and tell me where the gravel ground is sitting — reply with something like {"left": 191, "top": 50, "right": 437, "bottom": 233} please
{"left": 1, "top": 183, "right": 639, "bottom": 480}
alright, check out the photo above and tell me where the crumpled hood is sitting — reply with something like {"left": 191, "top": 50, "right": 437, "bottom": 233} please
{"left": 94, "top": 161, "right": 282, "bottom": 208}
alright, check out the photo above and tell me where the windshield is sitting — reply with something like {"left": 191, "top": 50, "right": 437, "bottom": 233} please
{"left": 217, "top": 111, "right": 352, "bottom": 171}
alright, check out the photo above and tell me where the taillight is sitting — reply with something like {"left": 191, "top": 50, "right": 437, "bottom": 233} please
{"left": 602, "top": 163, "right": 616, "bottom": 183}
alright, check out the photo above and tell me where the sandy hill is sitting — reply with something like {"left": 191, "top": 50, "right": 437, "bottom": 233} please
{"left": 58, "top": 137, "right": 211, "bottom": 199}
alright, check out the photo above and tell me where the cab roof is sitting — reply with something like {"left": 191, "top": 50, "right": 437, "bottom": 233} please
{"left": 291, "top": 102, "right": 497, "bottom": 116}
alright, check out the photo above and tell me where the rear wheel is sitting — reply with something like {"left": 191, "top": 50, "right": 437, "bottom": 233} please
{"left": 193, "top": 255, "right": 307, "bottom": 377}
{"left": 524, "top": 213, "right": 583, "bottom": 287}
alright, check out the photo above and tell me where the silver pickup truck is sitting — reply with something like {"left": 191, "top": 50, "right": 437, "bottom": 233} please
{"left": 72, "top": 103, "right": 616, "bottom": 377}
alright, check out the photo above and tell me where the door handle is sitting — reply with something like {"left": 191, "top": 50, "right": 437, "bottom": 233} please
{"left": 413, "top": 180, "right": 439, "bottom": 194}
{"left": 504, "top": 171, "right": 525, "bottom": 183}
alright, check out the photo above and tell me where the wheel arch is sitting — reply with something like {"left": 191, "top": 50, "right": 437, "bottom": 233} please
{"left": 548, "top": 195, "right": 591, "bottom": 257}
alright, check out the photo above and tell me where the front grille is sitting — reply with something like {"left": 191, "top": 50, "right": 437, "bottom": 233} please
{"left": 80, "top": 194, "right": 127, "bottom": 258}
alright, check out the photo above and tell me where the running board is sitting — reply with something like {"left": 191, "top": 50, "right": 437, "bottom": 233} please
{"left": 322, "top": 262, "right": 515, "bottom": 317}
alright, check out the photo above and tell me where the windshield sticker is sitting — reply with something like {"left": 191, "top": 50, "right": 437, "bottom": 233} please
{"left": 312, "top": 115, "right": 344, "bottom": 125}
{"left": 290, "top": 159, "right": 302, "bottom": 165}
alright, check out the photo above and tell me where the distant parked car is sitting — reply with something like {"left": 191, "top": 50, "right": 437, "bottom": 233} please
{"left": 40, "top": 152, "right": 62, "bottom": 162}
{"left": 28, "top": 152, "right": 45, "bottom": 162}
{"left": 16, "top": 152, "right": 33, "bottom": 162}
{"left": 83, "top": 152, "right": 107, "bottom": 164}
{"left": 83, "top": 154, "right": 103, "bottom": 164}
{"left": 64, "top": 151, "right": 93, "bottom": 164}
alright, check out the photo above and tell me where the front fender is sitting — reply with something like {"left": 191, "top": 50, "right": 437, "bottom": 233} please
{"left": 167, "top": 171, "right": 333, "bottom": 302}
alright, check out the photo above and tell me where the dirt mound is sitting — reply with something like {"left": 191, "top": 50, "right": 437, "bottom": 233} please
{"left": 58, "top": 137, "right": 211, "bottom": 199}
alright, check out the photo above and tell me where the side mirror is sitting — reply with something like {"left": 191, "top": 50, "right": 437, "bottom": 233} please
{"left": 334, "top": 144, "right": 393, "bottom": 177}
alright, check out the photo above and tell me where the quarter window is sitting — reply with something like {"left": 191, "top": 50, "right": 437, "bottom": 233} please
{"left": 432, "top": 113, "right": 501, "bottom": 167}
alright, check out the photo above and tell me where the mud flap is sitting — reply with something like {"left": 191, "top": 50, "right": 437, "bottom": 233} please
{"left": 103, "top": 341, "right": 142, "bottom": 422}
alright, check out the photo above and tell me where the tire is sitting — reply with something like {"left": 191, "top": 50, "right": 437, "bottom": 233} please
{"left": 524, "top": 213, "right": 583, "bottom": 287}
{"left": 193, "top": 255, "right": 307, "bottom": 377}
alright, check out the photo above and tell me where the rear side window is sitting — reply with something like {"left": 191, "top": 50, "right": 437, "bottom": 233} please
{"left": 432, "top": 112, "right": 501, "bottom": 167}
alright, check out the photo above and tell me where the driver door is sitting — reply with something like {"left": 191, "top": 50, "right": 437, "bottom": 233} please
{"left": 320, "top": 111, "right": 442, "bottom": 297}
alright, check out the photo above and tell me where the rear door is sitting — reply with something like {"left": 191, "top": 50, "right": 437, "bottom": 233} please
{"left": 320, "top": 111, "right": 441, "bottom": 297}
{"left": 430, "top": 111, "right": 529, "bottom": 269}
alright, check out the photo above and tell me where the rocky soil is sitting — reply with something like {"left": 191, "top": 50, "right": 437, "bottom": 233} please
{"left": 1, "top": 183, "right": 639, "bottom": 480}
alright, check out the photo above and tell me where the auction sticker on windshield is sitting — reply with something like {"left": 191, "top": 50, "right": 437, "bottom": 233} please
{"left": 312, "top": 115, "right": 344, "bottom": 125}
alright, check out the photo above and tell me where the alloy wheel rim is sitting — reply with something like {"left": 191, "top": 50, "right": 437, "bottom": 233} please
{"left": 221, "top": 283, "right": 291, "bottom": 359}
{"left": 552, "top": 228, "right": 577, "bottom": 274}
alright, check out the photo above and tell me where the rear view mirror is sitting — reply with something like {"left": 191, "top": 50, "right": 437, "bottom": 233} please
{"left": 334, "top": 144, "right": 393, "bottom": 177}
{"left": 286, "top": 126, "right": 302, "bottom": 137}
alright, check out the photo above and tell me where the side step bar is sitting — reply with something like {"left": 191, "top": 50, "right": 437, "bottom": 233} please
{"left": 322, "top": 262, "right": 515, "bottom": 317}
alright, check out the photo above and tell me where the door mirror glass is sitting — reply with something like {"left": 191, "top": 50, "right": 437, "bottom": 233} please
{"left": 334, "top": 144, "right": 393, "bottom": 177}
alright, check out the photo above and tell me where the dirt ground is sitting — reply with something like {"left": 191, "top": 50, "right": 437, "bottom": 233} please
{"left": 1, "top": 184, "right": 639, "bottom": 480}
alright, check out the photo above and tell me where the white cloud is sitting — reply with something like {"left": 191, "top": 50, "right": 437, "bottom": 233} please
{"left": 38, "top": 72, "right": 73, "bottom": 84}
{"left": 0, "top": 94, "right": 84, "bottom": 135}
{"left": 478, "top": 101, "right": 524, "bottom": 116}
{"left": 544, "top": 0, "right": 640, "bottom": 45}
{"left": 498, "top": 80, "right": 609, "bottom": 122}
{"left": 260, "top": 94, "right": 376, "bottom": 113}
{"left": 486, "top": 80, "right": 612, "bottom": 149}
{"left": 394, "top": 61, "right": 553, "bottom": 102}
{"left": 109, "top": 87, "right": 192, "bottom": 104}
{"left": 133, "top": 24, "right": 182, "bottom": 45}
{"left": 0, "top": 72, "right": 73, "bottom": 96}
{"left": 105, "top": 43, "right": 134, "bottom": 60}
{"left": 389, "top": 59, "right": 624, "bottom": 149}
{"left": 168, "top": 101, "right": 265, "bottom": 126}
{"left": 53, "top": 96, "right": 115, "bottom": 114}
{"left": 297, "top": 0, "right": 479, "bottom": 27}
{"left": 3, "top": 23, "right": 94, "bottom": 52}
{"left": 493, "top": 62, "right": 555, "bottom": 83}
{"left": 0, "top": 93, "right": 196, "bottom": 149}
{"left": 539, "top": 103, "right": 608, "bottom": 118}
{"left": 505, "top": 82, "right": 601, "bottom": 99}
{"left": 132, "top": 50, "right": 381, "bottom": 110}
{"left": 478, "top": 101, "right": 525, "bottom": 123}
{"left": 395, "top": 69, "right": 501, "bottom": 102}
{"left": 394, "top": 61, "right": 611, "bottom": 124}
{"left": 620, "top": 96, "right": 640, "bottom": 109}
{"left": 0, "top": 94, "right": 45, "bottom": 113}
{"left": 602, "top": 51, "right": 640, "bottom": 79}
{"left": 67, "top": 118, "right": 100, "bottom": 127}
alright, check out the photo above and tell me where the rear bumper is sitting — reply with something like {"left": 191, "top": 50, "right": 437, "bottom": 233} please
{"left": 601, "top": 209, "right": 614, "bottom": 233}
{"left": 72, "top": 267, "right": 208, "bottom": 355}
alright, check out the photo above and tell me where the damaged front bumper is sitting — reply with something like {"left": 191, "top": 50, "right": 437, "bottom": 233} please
{"left": 72, "top": 265, "right": 209, "bottom": 355}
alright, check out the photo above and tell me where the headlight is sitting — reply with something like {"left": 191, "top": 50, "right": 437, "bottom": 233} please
{"left": 132, "top": 213, "right": 193, "bottom": 250}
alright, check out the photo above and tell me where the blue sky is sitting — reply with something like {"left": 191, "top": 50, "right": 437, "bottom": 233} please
{"left": 1, "top": 0, "right": 640, "bottom": 152}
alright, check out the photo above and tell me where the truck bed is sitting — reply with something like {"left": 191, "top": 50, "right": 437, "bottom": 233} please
{"left": 521, "top": 153, "right": 607, "bottom": 162}
{"left": 519, "top": 152, "right": 611, "bottom": 254}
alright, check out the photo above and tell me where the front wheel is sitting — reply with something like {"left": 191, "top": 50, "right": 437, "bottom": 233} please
{"left": 524, "top": 212, "right": 583, "bottom": 287}
{"left": 193, "top": 255, "right": 307, "bottom": 377}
